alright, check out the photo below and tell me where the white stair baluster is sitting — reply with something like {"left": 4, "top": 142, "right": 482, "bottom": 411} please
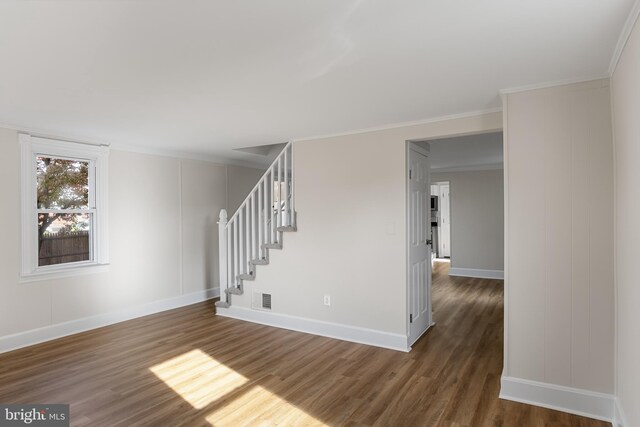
{"left": 245, "top": 204, "right": 250, "bottom": 273}
{"left": 277, "top": 156, "right": 282, "bottom": 228}
{"left": 257, "top": 186, "right": 263, "bottom": 259}
{"left": 239, "top": 207, "right": 244, "bottom": 275}
{"left": 290, "top": 145, "right": 295, "bottom": 225}
{"left": 284, "top": 146, "right": 290, "bottom": 226}
{"left": 270, "top": 166, "right": 276, "bottom": 243}
{"left": 251, "top": 192, "right": 257, "bottom": 261}
{"left": 228, "top": 216, "right": 233, "bottom": 297}
{"left": 263, "top": 175, "right": 269, "bottom": 249}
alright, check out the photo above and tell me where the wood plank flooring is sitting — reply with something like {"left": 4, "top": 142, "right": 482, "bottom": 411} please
{"left": 0, "top": 261, "right": 610, "bottom": 426}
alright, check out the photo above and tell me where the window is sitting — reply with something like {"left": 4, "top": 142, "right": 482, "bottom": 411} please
{"left": 20, "top": 134, "right": 109, "bottom": 281}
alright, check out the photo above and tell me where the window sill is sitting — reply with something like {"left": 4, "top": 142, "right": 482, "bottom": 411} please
{"left": 20, "top": 263, "right": 110, "bottom": 283}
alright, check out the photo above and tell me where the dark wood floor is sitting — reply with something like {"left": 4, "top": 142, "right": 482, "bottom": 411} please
{"left": 0, "top": 261, "right": 609, "bottom": 426}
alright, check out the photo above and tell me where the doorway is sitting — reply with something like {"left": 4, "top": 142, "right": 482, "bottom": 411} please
{"left": 408, "top": 130, "right": 504, "bottom": 348}
{"left": 431, "top": 182, "right": 451, "bottom": 259}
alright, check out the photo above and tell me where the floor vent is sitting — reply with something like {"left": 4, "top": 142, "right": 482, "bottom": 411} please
{"left": 252, "top": 292, "right": 272, "bottom": 310}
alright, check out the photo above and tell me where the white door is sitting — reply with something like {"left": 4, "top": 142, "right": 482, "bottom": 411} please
{"left": 439, "top": 183, "right": 451, "bottom": 258}
{"left": 408, "top": 146, "right": 432, "bottom": 345}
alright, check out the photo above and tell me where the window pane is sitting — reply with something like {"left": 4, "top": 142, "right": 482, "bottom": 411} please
{"left": 38, "top": 213, "right": 92, "bottom": 266}
{"left": 37, "top": 157, "right": 89, "bottom": 209}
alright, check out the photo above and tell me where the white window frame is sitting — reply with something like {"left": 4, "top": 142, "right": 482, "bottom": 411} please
{"left": 20, "top": 134, "right": 109, "bottom": 282}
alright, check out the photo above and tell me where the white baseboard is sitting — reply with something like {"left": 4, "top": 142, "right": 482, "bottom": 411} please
{"left": 217, "top": 306, "right": 410, "bottom": 352}
{"left": 0, "top": 288, "right": 220, "bottom": 354}
{"left": 500, "top": 376, "right": 615, "bottom": 422}
{"left": 614, "top": 397, "right": 628, "bottom": 427}
{"left": 449, "top": 267, "right": 504, "bottom": 280}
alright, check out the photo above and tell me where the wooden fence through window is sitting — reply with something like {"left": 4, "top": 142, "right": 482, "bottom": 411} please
{"left": 39, "top": 231, "right": 90, "bottom": 266}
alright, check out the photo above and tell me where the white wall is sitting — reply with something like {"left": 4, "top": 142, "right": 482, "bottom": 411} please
{"left": 611, "top": 13, "right": 640, "bottom": 427}
{"left": 0, "top": 127, "right": 262, "bottom": 348}
{"left": 503, "top": 79, "right": 614, "bottom": 393}
{"left": 227, "top": 165, "right": 265, "bottom": 214}
{"left": 227, "top": 112, "right": 502, "bottom": 340}
{"left": 431, "top": 169, "right": 504, "bottom": 272}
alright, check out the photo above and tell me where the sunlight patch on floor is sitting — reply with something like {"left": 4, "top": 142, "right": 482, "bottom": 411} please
{"left": 150, "top": 349, "right": 248, "bottom": 409}
{"left": 205, "top": 385, "right": 327, "bottom": 426}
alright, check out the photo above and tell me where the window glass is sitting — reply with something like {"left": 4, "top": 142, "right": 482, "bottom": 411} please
{"left": 38, "top": 213, "right": 92, "bottom": 266}
{"left": 36, "top": 156, "right": 92, "bottom": 266}
{"left": 36, "top": 156, "right": 89, "bottom": 210}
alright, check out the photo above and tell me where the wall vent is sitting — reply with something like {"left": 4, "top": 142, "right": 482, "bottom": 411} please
{"left": 262, "top": 293, "right": 272, "bottom": 310}
{"left": 252, "top": 292, "right": 272, "bottom": 311}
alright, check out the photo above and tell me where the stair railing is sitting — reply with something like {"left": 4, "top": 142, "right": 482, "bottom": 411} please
{"left": 217, "top": 142, "right": 295, "bottom": 306}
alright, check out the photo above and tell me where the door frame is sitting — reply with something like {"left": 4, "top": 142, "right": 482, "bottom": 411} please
{"left": 406, "top": 141, "right": 434, "bottom": 347}
{"left": 433, "top": 181, "right": 451, "bottom": 259}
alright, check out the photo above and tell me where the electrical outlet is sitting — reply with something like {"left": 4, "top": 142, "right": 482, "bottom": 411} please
{"left": 323, "top": 295, "right": 331, "bottom": 306}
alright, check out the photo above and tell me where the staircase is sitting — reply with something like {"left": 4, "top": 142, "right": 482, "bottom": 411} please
{"left": 215, "top": 142, "right": 296, "bottom": 308}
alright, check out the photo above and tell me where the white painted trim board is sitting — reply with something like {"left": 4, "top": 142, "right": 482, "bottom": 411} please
{"left": 499, "top": 75, "right": 611, "bottom": 95}
{"left": 614, "top": 397, "right": 629, "bottom": 427}
{"left": 292, "top": 108, "right": 503, "bottom": 143}
{"left": 500, "top": 376, "right": 615, "bottom": 423}
{"left": 217, "top": 306, "right": 410, "bottom": 352}
{"left": 609, "top": 0, "right": 640, "bottom": 75}
{"left": 449, "top": 267, "right": 504, "bottom": 280}
{"left": 0, "top": 288, "right": 220, "bottom": 354}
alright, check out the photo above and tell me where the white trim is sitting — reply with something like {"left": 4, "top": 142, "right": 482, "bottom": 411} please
{"left": 431, "top": 163, "right": 503, "bottom": 173}
{"left": 614, "top": 397, "right": 628, "bottom": 427}
{"left": 0, "top": 120, "right": 264, "bottom": 169}
{"left": 500, "top": 376, "right": 615, "bottom": 422}
{"left": 217, "top": 306, "right": 410, "bottom": 352}
{"left": 19, "top": 263, "right": 110, "bottom": 283}
{"left": 291, "top": 108, "right": 503, "bottom": 143}
{"left": 499, "top": 75, "right": 611, "bottom": 95}
{"left": 408, "top": 322, "right": 435, "bottom": 347}
{"left": 502, "top": 92, "right": 510, "bottom": 376}
{"left": 610, "top": 57, "right": 620, "bottom": 427}
{"left": 1, "top": 122, "right": 110, "bottom": 147}
{"left": 0, "top": 288, "right": 220, "bottom": 354}
{"left": 109, "top": 142, "right": 265, "bottom": 170}
{"left": 449, "top": 267, "right": 504, "bottom": 280}
{"left": 609, "top": 0, "right": 640, "bottom": 75}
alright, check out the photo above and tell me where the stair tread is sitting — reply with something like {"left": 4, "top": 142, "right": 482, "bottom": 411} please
{"left": 251, "top": 259, "right": 269, "bottom": 265}
{"left": 215, "top": 301, "right": 230, "bottom": 308}
{"left": 262, "top": 243, "right": 282, "bottom": 249}
{"left": 237, "top": 273, "right": 255, "bottom": 281}
{"left": 277, "top": 225, "right": 297, "bottom": 232}
{"left": 225, "top": 286, "right": 243, "bottom": 295}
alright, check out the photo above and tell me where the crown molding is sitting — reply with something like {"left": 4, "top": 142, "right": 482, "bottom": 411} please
{"left": 291, "top": 107, "right": 503, "bottom": 143}
{"left": 609, "top": 0, "right": 640, "bottom": 76}
{"left": 0, "top": 121, "right": 265, "bottom": 169}
{"left": 0, "top": 122, "right": 110, "bottom": 147}
{"left": 499, "top": 74, "right": 611, "bottom": 95}
{"left": 108, "top": 142, "right": 265, "bottom": 169}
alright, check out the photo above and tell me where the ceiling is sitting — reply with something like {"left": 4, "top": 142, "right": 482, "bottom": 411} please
{"left": 0, "top": 1, "right": 634, "bottom": 166}
{"left": 425, "top": 132, "right": 503, "bottom": 171}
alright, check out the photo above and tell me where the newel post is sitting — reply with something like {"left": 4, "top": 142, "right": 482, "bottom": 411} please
{"left": 218, "top": 209, "right": 228, "bottom": 301}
